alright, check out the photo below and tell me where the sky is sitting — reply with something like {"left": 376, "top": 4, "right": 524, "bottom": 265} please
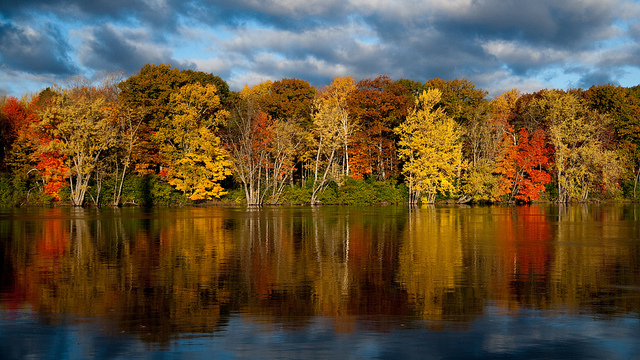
{"left": 2, "top": 0, "right": 640, "bottom": 98}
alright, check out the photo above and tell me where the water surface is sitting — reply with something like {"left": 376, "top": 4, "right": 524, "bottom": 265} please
{"left": 1, "top": 205, "right": 639, "bottom": 359}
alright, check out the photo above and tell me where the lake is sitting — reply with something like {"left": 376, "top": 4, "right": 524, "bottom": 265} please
{"left": 1, "top": 204, "right": 639, "bottom": 359}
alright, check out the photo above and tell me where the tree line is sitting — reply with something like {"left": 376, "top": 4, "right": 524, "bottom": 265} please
{"left": 1, "top": 63, "right": 639, "bottom": 206}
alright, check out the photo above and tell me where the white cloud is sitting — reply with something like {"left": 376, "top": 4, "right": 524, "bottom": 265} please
{"left": 2, "top": 0, "right": 640, "bottom": 97}
{"left": 475, "top": 70, "right": 547, "bottom": 98}
{"left": 481, "top": 40, "right": 570, "bottom": 66}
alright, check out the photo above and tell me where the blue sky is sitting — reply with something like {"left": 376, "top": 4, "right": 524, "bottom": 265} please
{"left": 2, "top": 0, "right": 640, "bottom": 98}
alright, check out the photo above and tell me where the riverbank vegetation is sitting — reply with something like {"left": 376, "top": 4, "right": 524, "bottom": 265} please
{"left": 1, "top": 64, "right": 639, "bottom": 206}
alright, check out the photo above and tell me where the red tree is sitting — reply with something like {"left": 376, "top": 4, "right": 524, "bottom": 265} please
{"left": 497, "top": 127, "right": 552, "bottom": 202}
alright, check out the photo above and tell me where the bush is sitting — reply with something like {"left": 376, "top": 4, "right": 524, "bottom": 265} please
{"left": 87, "top": 174, "right": 189, "bottom": 207}
{"left": 315, "top": 178, "right": 408, "bottom": 205}
{"left": 220, "top": 187, "right": 246, "bottom": 204}
{"left": 0, "top": 174, "right": 18, "bottom": 206}
{"left": 280, "top": 181, "right": 313, "bottom": 204}
{"left": 0, "top": 173, "right": 54, "bottom": 206}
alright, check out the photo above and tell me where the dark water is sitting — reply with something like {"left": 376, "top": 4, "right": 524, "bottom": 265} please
{"left": 1, "top": 204, "right": 639, "bottom": 359}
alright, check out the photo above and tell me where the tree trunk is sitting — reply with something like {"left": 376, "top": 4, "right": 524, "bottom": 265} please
{"left": 311, "top": 149, "right": 335, "bottom": 205}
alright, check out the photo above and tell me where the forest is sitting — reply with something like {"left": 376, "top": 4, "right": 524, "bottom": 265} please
{"left": 1, "top": 63, "right": 640, "bottom": 206}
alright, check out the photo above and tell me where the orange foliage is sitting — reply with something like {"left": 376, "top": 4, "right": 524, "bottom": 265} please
{"left": 497, "top": 127, "right": 552, "bottom": 202}
{"left": 1, "top": 97, "right": 41, "bottom": 171}
{"left": 36, "top": 214, "right": 69, "bottom": 259}
{"left": 35, "top": 149, "right": 69, "bottom": 200}
{"left": 348, "top": 132, "right": 373, "bottom": 180}
{"left": 2, "top": 97, "right": 39, "bottom": 136}
{"left": 348, "top": 76, "right": 413, "bottom": 180}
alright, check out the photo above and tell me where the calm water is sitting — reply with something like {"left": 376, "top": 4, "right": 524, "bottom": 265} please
{"left": 1, "top": 204, "right": 639, "bottom": 359}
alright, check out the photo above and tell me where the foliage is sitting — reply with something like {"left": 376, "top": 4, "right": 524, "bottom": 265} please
{"left": 3, "top": 64, "right": 640, "bottom": 206}
{"left": 531, "top": 90, "right": 621, "bottom": 202}
{"left": 259, "top": 78, "right": 315, "bottom": 122}
{"left": 280, "top": 181, "right": 313, "bottom": 204}
{"left": 155, "top": 83, "right": 231, "bottom": 201}
{"left": 348, "top": 76, "right": 413, "bottom": 180}
{"left": 424, "top": 78, "right": 488, "bottom": 126}
{"left": 310, "top": 76, "right": 356, "bottom": 204}
{"left": 38, "top": 86, "right": 118, "bottom": 206}
{"left": 395, "top": 89, "right": 463, "bottom": 204}
{"left": 583, "top": 84, "right": 640, "bottom": 197}
{"left": 224, "top": 81, "right": 306, "bottom": 205}
{"left": 496, "top": 128, "right": 552, "bottom": 202}
{"left": 458, "top": 89, "right": 518, "bottom": 203}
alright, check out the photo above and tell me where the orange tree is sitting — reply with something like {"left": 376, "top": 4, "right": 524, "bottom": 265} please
{"left": 348, "top": 76, "right": 413, "bottom": 180}
{"left": 496, "top": 127, "right": 552, "bottom": 202}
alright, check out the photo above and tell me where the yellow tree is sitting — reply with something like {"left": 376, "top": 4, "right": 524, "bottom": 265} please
{"left": 39, "top": 86, "right": 118, "bottom": 206}
{"left": 155, "top": 83, "right": 231, "bottom": 201}
{"left": 310, "top": 76, "right": 356, "bottom": 204}
{"left": 395, "top": 89, "right": 463, "bottom": 204}
{"left": 530, "top": 90, "right": 621, "bottom": 202}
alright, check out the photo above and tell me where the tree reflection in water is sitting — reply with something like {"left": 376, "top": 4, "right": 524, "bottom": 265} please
{"left": 1, "top": 205, "right": 639, "bottom": 355}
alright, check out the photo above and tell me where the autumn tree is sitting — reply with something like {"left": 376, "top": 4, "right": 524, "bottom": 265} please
{"left": 118, "top": 64, "right": 228, "bottom": 120}
{"left": 496, "top": 128, "right": 552, "bottom": 202}
{"left": 108, "top": 104, "right": 148, "bottom": 205}
{"left": 38, "top": 86, "right": 118, "bottom": 206}
{"left": 395, "top": 89, "right": 463, "bottom": 204}
{"left": 259, "top": 78, "right": 315, "bottom": 123}
{"left": 530, "top": 90, "right": 621, "bottom": 202}
{"left": 1, "top": 96, "right": 40, "bottom": 173}
{"left": 154, "top": 82, "right": 231, "bottom": 201}
{"left": 117, "top": 64, "right": 229, "bottom": 174}
{"left": 348, "top": 76, "right": 413, "bottom": 179}
{"left": 424, "top": 78, "right": 488, "bottom": 126}
{"left": 0, "top": 97, "right": 12, "bottom": 172}
{"left": 266, "top": 118, "right": 306, "bottom": 203}
{"left": 224, "top": 82, "right": 306, "bottom": 205}
{"left": 458, "top": 90, "right": 519, "bottom": 202}
{"left": 310, "top": 77, "right": 356, "bottom": 204}
{"left": 259, "top": 78, "right": 315, "bottom": 185}
{"left": 583, "top": 84, "right": 640, "bottom": 197}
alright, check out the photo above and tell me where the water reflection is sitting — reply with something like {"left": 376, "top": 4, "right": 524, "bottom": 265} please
{"left": 1, "top": 204, "right": 640, "bottom": 356}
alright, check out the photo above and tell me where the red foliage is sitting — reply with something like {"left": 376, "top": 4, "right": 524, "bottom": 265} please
{"left": 498, "top": 127, "right": 552, "bottom": 202}
{"left": 1, "top": 97, "right": 41, "bottom": 169}
{"left": 35, "top": 147, "right": 68, "bottom": 200}
{"left": 252, "top": 111, "right": 275, "bottom": 154}
{"left": 3, "top": 97, "right": 39, "bottom": 132}
{"left": 348, "top": 76, "right": 413, "bottom": 179}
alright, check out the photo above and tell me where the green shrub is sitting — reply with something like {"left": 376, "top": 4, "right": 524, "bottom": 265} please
{"left": 281, "top": 181, "right": 313, "bottom": 204}
{"left": 220, "top": 187, "right": 246, "bottom": 204}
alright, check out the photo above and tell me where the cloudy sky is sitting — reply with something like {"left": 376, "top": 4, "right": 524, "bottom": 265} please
{"left": 2, "top": 0, "right": 640, "bottom": 98}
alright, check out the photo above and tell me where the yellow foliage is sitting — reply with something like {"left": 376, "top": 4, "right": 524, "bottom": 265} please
{"left": 310, "top": 76, "right": 357, "bottom": 203}
{"left": 532, "top": 90, "right": 621, "bottom": 202}
{"left": 156, "top": 83, "right": 232, "bottom": 200}
{"left": 395, "top": 89, "right": 463, "bottom": 203}
{"left": 39, "top": 87, "right": 118, "bottom": 205}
